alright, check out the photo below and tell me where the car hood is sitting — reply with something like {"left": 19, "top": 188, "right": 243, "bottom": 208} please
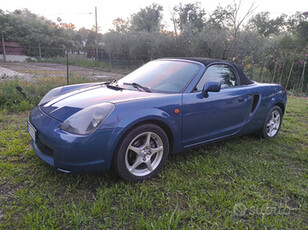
{"left": 40, "top": 85, "right": 162, "bottom": 122}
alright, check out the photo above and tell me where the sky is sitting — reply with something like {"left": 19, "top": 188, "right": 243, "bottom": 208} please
{"left": 1, "top": 0, "right": 307, "bottom": 32}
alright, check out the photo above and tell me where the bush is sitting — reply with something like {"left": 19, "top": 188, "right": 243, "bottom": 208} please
{"left": 0, "top": 81, "right": 25, "bottom": 108}
{"left": 0, "top": 109, "right": 6, "bottom": 122}
{"left": 10, "top": 100, "right": 32, "bottom": 112}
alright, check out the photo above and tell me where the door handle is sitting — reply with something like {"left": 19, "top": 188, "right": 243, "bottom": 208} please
{"left": 238, "top": 97, "right": 248, "bottom": 102}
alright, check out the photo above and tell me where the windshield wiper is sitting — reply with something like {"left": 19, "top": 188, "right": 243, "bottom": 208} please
{"left": 123, "top": 82, "right": 151, "bottom": 92}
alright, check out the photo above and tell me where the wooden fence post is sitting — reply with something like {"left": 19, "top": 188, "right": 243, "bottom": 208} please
{"left": 38, "top": 43, "right": 42, "bottom": 59}
{"left": 285, "top": 61, "right": 294, "bottom": 90}
{"left": 66, "top": 50, "right": 70, "bottom": 85}
{"left": 300, "top": 61, "right": 306, "bottom": 94}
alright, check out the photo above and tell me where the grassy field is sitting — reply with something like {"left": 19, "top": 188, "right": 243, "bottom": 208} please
{"left": 0, "top": 96, "right": 307, "bottom": 229}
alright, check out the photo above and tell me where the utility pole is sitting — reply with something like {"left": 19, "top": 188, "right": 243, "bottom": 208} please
{"left": 95, "top": 6, "right": 98, "bottom": 61}
{"left": 1, "top": 33, "right": 6, "bottom": 61}
{"left": 95, "top": 7, "right": 98, "bottom": 34}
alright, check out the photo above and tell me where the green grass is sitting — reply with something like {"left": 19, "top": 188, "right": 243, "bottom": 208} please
{"left": 38, "top": 56, "right": 111, "bottom": 70}
{"left": 0, "top": 97, "right": 307, "bottom": 229}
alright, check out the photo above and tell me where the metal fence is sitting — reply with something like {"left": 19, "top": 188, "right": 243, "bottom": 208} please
{"left": 1, "top": 43, "right": 308, "bottom": 95}
{"left": 0, "top": 44, "right": 146, "bottom": 83}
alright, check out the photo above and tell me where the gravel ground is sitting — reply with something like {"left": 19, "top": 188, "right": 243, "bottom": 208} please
{"left": 0, "top": 62, "right": 125, "bottom": 82}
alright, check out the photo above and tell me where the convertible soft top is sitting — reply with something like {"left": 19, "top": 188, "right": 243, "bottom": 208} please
{"left": 177, "top": 57, "right": 254, "bottom": 85}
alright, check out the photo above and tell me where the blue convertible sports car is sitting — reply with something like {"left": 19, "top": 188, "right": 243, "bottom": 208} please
{"left": 28, "top": 58, "right": 287, "bottom": 182}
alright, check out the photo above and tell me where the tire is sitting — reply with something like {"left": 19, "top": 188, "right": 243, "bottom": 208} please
{"left": 259, "top": 106, "right": 282, "bottom": 139}
{"left": 113, "top": 123, "right": 169, "bottom": 182}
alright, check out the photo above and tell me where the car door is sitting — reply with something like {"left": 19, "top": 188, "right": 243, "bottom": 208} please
{"left": 182, "top": 64, "right": 252, "bottom": 147}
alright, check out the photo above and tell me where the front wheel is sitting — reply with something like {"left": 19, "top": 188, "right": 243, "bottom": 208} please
{"left": 113, "top": 123, "right": 169, "bottom": 182}
{"left": 259, "top": 106, "right": 282, "bottom": 139}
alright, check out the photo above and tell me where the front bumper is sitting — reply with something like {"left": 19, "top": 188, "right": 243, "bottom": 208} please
{"left": 29, "top": 106, "right": 115, "bottom": 173}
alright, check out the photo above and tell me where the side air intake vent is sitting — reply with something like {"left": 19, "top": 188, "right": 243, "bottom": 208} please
{"left": 251, "top": 94, "right": 260, "bottom": 114}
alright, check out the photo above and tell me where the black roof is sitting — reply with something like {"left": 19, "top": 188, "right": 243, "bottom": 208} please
{"left": 175, "top": 57, "right": 254, "bottom": 85}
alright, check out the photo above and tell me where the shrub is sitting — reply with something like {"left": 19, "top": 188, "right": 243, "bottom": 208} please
{"left": 10, "top": 100, "right": 32, "bottom": 112}
{"left": 0, "top": 80, "right": 25, "bottom": 108}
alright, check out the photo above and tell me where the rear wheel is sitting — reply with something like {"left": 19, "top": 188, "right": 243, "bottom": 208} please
{"left": 259, "top": 106, "right": 282, "bottom": 139}
{"left": 113, "top": 123, "right": 169, "bottom": 182}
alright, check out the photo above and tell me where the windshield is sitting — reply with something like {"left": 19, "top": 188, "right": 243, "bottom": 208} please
{"left": 118, "top": 60, "right": 200, "bottom": 93}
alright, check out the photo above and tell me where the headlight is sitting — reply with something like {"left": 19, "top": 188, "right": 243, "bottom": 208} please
{"left": 60, "top": 103, "right": 115, "bottom": 135}
{"left": 39, "top": 87, "right": 63, "bottom": 106}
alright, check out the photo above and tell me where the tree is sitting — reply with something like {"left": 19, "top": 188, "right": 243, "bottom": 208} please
{"left": 0, "top": 9, "right": 83, "bottom": 56}
{"left": 196, "top": 28, "right": 230, "bottom": 59}
{"left": 131, "top": 3, "right": 163, "bottom": 32}
{"left": 224, "top": 0, "right": 256, "bottom": 40}
{"left": 248, "top": 12, "right": 286, "bottom": 37}
{"left": 112, "top": 18, "right": 129, "bottom": 33}
{"left": 286, "top": 12, "right": 306, "bottom": 33}
{"left": 207, "top": 6, "right": 229, "bottom": 30}
{"left": 296, "top": 21, "right": 308, "bottom": 49}
{"left": 172, "top": 2, "right": 206, "bottom": 34}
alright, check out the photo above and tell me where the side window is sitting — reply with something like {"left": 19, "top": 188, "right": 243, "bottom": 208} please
{"left": 195, "top": 65, "right": 238, "bottom": 91}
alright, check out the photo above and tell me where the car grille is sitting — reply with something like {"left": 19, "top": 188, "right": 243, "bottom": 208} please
{"left": 36, "top": 137, "right": 54, "bottom": 157}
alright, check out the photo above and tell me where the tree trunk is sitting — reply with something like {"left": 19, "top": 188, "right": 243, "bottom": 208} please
{"left": 271, "top": 62, "right": 278, "bottom": 82}
{"left": 278, "top": 61, "right": 285, "bottom": 84}
{"left": 285, "top": 61, "right": 294, "bottom": 90}
{"left": 259, "top": 61, "right": 266, "bottom": 82}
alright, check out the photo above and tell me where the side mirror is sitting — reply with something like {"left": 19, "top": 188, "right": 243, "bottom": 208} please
{"left": 202, "top": 81, "right": 221, "bottom": 98}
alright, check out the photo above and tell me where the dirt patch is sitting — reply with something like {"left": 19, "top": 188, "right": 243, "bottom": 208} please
{"left": 0, "top": 62, "right": 125, "bottom": 82}
{"left": 289, "top": 95, "right": 308, "bottom": 99}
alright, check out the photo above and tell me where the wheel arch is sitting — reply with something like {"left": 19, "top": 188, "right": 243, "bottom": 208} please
{"left": 114, "top": 119, "right": 174, "bottom": 156}
{"left": 274, "top": 102, "right": 285, "bottom": 115}
{"left": 135, "top": 119, "right": 174, "bottom": 152}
